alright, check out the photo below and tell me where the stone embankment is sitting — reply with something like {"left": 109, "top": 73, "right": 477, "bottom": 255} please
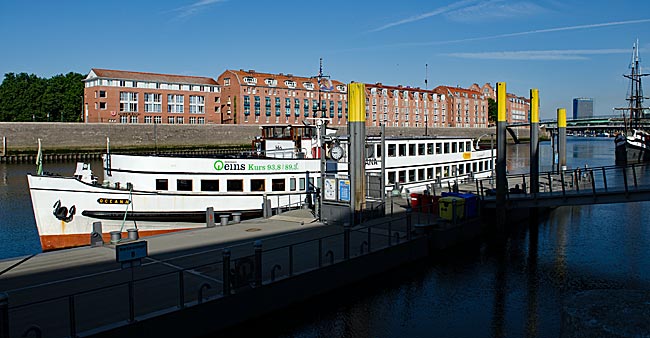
{"left": 0, "top": 122, "right": 511, "bottom": 161}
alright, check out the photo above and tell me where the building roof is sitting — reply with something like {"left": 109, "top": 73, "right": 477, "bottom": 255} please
{"left": 223, "top": 69, "right": 347, "bottom": 93}
{"left": 86, "top": 68, "right": 218, "bottom": 85}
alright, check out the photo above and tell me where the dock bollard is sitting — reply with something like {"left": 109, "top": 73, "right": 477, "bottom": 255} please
{"left": 253, "top": 241, "right": 262, "bottom": 287}
{"left": 206, "top": 207, "right": 215, "bottom": 228}
{"left": 232, "top": 212, "right": 242, "bottom": 224}
{"left": 90, "top": 221, "right": 104, "bottom": 247}
{"left": 127, "top": 228, "right": 139, "bottom": 241}
{"left": 219, "top": 214, "right": 230, "bottom": 226}
{"left": 1, "top": 292, "right": 9, "bottom": 338}
{"left": 110, "top": 231, "right": 121, "bottom": 244}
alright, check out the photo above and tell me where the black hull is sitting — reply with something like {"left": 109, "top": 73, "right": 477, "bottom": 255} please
{"left": 626, "top": 144, "right": 650, "bottom": 164}
{"left": 81, "top": 209, "right": 262, "bottom": 223}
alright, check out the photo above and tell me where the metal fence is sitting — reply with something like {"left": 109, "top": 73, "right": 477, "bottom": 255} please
{"left": 1, "top": 212, "right": 418, "bottom": 338}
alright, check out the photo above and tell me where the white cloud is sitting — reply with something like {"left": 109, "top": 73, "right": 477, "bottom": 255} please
{"left": 444, "top": 49, "right": 631, "bottom": 60}
{"left": 368, "top": 0, "right": 479, "bottom": 33}
{"left": 445, "top": 1, "right": 548, "bottom": 23}
{"left": 171, "top": 0, "right": 226, "bottom": 18}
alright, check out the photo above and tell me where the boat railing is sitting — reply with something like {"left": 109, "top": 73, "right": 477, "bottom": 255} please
{"left": 3, "top": 210, "right": 422, "bottom": 337}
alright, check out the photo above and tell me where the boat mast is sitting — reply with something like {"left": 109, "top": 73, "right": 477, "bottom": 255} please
{"left": 623, "top": 39, "right": 649, "bottom": 131}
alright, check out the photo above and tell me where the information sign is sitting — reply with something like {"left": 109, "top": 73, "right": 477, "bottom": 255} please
{"left": 338, "top": 179, "right": 350, "bottom": 202}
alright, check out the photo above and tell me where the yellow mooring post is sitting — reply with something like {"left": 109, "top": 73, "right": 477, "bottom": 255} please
{"left": 530, "top": 89, "right": 540, "bottom": 194}
{"left": 557, "top": 108, "right": 567, "bottom": 171}
{"left": 496, "top": 82, "right": 507, "bottom": 230}
{"left": 348, "top": 82, "right": 366, "bottom": 225}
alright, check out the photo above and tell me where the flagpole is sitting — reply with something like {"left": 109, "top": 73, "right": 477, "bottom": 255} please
{"left": 36, "top": 138, "right": 43, "bottom": 175}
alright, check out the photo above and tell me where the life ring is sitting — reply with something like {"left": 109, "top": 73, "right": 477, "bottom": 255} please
{"left": 110, "top": 111, "right": 117, "bottom": 116}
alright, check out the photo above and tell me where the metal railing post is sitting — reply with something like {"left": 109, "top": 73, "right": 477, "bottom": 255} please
{"left": 632, "top": 164, "right": 638, "bottom": 189}
{"left": 222, "top": 249, "right": 231, "bottom": 296}
{"left": 254, "top": 240, "right": 262, "bottom": 287}
{"left": 0, "top": 293, "right": 8, "bottom": 338}
{"left": 590, "top": 170, "right": 596, "bottom": 196}
{"left": 406, "top": 208, "right": 412, "bottom": 241}
{"left": 178, "top": 270, "right": 185, "bottom": 308}
{"left": 548, "top": 172, "right": 553, "bottom": 193}
{"left": 560, "top": 171, "right": 566, "bottom": 197}
{"left": 69, "top": 295, "right": 77, "bottom": 337}
{"left": 623, "top": 166, "right": 629, "bottom": 195}
{"left": 602, "top": 167, "right": 608, "bottom": 191}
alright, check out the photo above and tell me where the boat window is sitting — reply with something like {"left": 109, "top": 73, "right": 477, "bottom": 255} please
{"left": 472, "top": 162, "right": 477, "bottom": 172}
{"left": 399, "top": 144, "right": 406, "bottom": 156}
{"left": 451, "top": 165, "right": 457, "bottom": 176}
{"left": 227, "top": 179, "right": 243, "bottom": 192}
{"left": 251, "top": 179, "right": 265, "bottom": 191}
{"left": 427, "top": 168, "right": 433, "bottom": 179}
{"left": 156, "top": 179, "right": 168, "bottom": 190}
{"left": 427, "top": 143, "right": 434, "bottom": 155}
{"left": 435, "top": 143, "right": 442, "bottom": 154}
{"left": 376, "top": 144, "right": 382, "bottom": 158}
{"left": 479, "top": 162, "right": 484, "bottom": 171}
{"left": 408, "top": 169, "right": 416, "bottom": 182}
{"left": 201, "top": 180, "right": 219, "bottom": 191}
{"left": 388, "top": 144, "right": 396, "bottom": 157}
{"left": 309, "top": 177, "right": 315, "bottom": 189}
{"left": 418, "top": 144, "right": 425, "bottom": 156}
{"left": 290, "top": 178, "right": 296, "bottom": 191}
{"left": 444, "top": 143, "right": 450, "bottom": 154}
{"left": 466, "top": 141, "right": 472, "bottom": 151}
{"left": 418, "top": 168, "right": 425, "bottom": 181}
{"left": 177, "top": 179, "right": 192, "bottom": 191}
{"left": 458, "top": 165, "right": 464, "bottom": 175}
{"left": 299, "top": 178, "right": 306, "bottom": 190}
{"left": 408, "top": 144, "right": 416, "bottom": 156}
{"left": 435, "top": 167, "right": 442, "bottom": 178}
{"left": 466, "top": 163, "right": 471, "bottom": 173}
{"left": 398, "top": 170, "right": 406, "bottom": 183}
{"left": 452, "top": 142, "right": 458, "bottom": 153}
{"left": 272, "top": 179, "right": 285, "bottom": 191}
{"left": 459, "top": 142, "right": 465, "bottom": 152}
{"left": 387, "top": 171, "right": 396, "bottom": 184}
{"left": 443, "top": 166, "right": 450, "bottom": 177}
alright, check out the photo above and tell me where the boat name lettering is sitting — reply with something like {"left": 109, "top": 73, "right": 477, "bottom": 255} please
{"left": 214, "top": 160, "right": 246, "bottom": 171}
{"left": 98, "top": 198, "right": 131, "bottom": 204}
{"left": 365, "top": 158, "right": 378, "bottom": 165}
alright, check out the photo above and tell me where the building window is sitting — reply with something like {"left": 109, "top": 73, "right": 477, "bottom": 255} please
{"left": 144, "top": 116, "right": 153, "bottom": 124}
{"left": 189, "top": 117, "right": 197, "bottom": 124}
{"left": 168, "top": 94, "right": 184, "bottom": 113}
{"left": 167, "top": 116, "right": 175, "bottom": 124}
{"left": 177, "top": 179, "right": 192, "bottom": 191}
{"left": 198, "top": 117, "right": 205, "bottom": 124}
{"left": 119, "top": 92, "right": 138, "bottom": 112}
{"left": 154, "top": 116, "right": 162, "bottom": 124}
{"left": 99, "top": 102, "right": 107, "bottom": 110}
{"left": 176, "top": 116, "right": 184, "bottom": 124}
{"left": 130, "top": 116, "right": 138, "bottom": 123}
{"left": 99, "top": 90, "right": 106, "bottom": 98}
{"left": 189, "top": 95, "right": 205, "bottom": 114}
{"left": 120, "top": 115, "right": 128, "bottom": 123}
{"left": 144, "top": 93, "right": 162, "bottom": 113}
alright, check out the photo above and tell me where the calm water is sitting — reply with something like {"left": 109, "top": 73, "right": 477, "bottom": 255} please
{"left": 2, "top": 138, "right": 649, "bottom": 337}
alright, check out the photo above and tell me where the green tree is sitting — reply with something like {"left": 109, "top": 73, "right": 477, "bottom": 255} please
{"left": 0, "top": 72, "right": 83, "bottom": 122}
{"left": 487, "top": 97, "right": 497, "bottom": 124}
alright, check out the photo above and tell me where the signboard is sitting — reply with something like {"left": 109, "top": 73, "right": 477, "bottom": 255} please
{"left": 116, "top": 241, "right": 148, "bottom": 263}
{"left": 324, "top": 178, "right": 336, "bottom": 200}
{"left": 338, "top": 179, "right": 350, "bottom": 202}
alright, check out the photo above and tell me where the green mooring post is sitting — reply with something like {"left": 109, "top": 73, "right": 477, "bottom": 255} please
{"left": 496, "top": 82, "right": 507, "bottom": 231}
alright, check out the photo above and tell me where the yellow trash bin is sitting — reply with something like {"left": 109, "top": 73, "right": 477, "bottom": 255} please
{"left": 439, "top": 196, "right": 465, "bottom": 221}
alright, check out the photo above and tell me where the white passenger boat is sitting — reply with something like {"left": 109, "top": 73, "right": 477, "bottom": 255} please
{"left": 27, "top": 124, "right": 494, "bottom": 251}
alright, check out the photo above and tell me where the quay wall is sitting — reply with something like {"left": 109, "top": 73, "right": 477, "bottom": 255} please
{"left": 0, "top": 122, "right": 503, "bottom": 154}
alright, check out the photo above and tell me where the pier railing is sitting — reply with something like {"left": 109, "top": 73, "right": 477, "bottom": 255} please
{"left": 474, "top": 162, "right": 650, "bottom": 207}
{"left": 2, "top": 211, "right": 423, "bottom": 338}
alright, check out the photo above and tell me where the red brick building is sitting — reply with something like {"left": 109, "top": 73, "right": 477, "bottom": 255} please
{"left": 217, "top": 69, "right": 348, "bottom": 125}
{"left": 433, "top": 85, "right": 489, "bottom": 128}
{"left": 364, "top": 84, "right": 448, "bottom": 128}
{"left": 473, "top": 83, "right": 530, "bottom": 124}
{"left": 83, "top": 69, "right": 221, "bottom": 124}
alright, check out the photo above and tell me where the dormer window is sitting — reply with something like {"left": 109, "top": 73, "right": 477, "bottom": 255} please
{"left": 243, "top": 76, "right": 257, "bottom": 85}
{"left": 336, "top": 84, "right": 346, "bottom": 92}
{"left": 303, "top": 82, "right": 314, "bottom": 90}
{"left": 370, "top": 88, "right": 377, "bottom": 95}
{"left": 265, "top": 78, "right": 277, "bottom": 87}
{"left": 382, "top": 89, "right": 388, "bottom": 96}
{"left": 284, "top": 80, "right": 296, "bottom": 88}
{"left": 223, "top": 78, "right": 230, "bottom": 86}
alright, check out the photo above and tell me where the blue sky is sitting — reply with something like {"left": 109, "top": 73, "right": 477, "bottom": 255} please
{"left": 1, "top": 0, "right": 649, "bottom": 119}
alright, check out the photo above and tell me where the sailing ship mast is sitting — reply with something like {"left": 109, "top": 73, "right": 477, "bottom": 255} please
{"left": 622, "top": 40, "right": 649, "bottom": 131}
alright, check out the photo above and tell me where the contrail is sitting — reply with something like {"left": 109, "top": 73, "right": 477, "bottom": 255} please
{"left": 368, "top": 0, "right": 479, "bottom": 33}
